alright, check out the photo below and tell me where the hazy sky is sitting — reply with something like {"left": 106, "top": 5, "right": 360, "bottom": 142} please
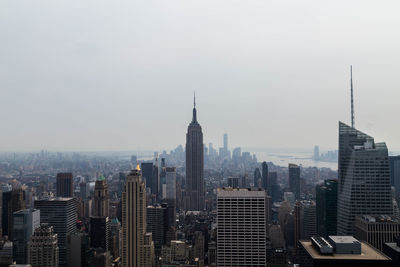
{"left": 1, "top": 0, "right": 400, "bottom": 152}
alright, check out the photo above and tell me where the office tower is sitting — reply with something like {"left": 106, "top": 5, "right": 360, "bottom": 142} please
{"left": 141, "top": 162, "right": 157, "bottom": 197}
{"left": 66, "top": 232, "right": 91, "bottom": 267}
{"left": 254, "top": 168, "right": 261, "bottom": 188}
{"left": 302, "top": 201, "right": 317, "bottom": 239}
{"left": 56, "top": 173, "right": 73, "bottom": 198}
{"left": 0, "top": 239, "right": 13, "bottom": 265}
{"left": 316, "top": 179, "right": 337, "bottom": 238}
{"left": 109, "top": 218, "right": 121, "bottom": 259}
{"left": 28, "top": 224, "right": 59, "bottom": 267}
{"left": 2, "top": 188, "right": 26, "bottom": 238}
{"left": 185, "top": 95, "right": 204, "bottom": 211}
{"left": 217, "top": 188, "right": 267, "bottom": 267}
{"left": 122, "top": 166, "right": 154, "bottom": 267}
{"left": 12, "top": 209, "right": 40, "bottom": 264}
{"left": 147, "top": 205, "right": 168, "bottom": 257}
{"left": 79, "top": 182, "right": 89, "bottom": 200}
{"left": 355, "top": 215, "right": 400, "bottom": 251}
{"left": 298, "top": 236, "right": 391, "bottom": 267}
{"left": 227, "top": 177, "right": 239, "bottom": 188}
{"left": 90, "top": 216, "right": 110, "bottom": 251}
{"left": 262, "top": 161, "right": 268, "bottom": 191}
{"left": 294, "top": 201, "right": 302, "bottom": 249}
{"left": 269, "top": 172, "right": 279, "bottom": 202}
{"left": 289, "top": 164, "right": 300, "bottom": 200}
{"left": 165, "top": 167, "right": 176, "bottom": 201}
{"left": 93, "top": 176, "right": 109, "bottom": 217}
{"left": 34, "top": 198, "right": 77, "bottom": 267}
{"left": 390, "top": 156, "right": 400, "bottom": 200}
{"left": 337, "top": 122, "right": 393, "bottom": 235}
{"left": 160, "top": 159, "right": 166, "bottom": 199}
{"left": 313, "top": 145, "right": 320, "bottom": 161}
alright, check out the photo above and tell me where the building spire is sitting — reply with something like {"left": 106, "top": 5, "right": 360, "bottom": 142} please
{"left": 192, "top": 91, "right": 197, "bottom": 122}
{"left": 350, "top": 65, "right": 355, "bottom": 128}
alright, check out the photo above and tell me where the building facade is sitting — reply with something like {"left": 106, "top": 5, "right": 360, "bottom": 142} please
{"left": 56, "top": 173, "right": 73, "bottom": 198}
{"left": 355, "top": 215, "right": 400, "bottom": 251}
{"left": 185, "top": 97, "right": 204, "bottom": 211}
{"left": 316, "top": 179, "right": 337, "bottom": 238}
{"left": 289, "top": 164, "right": 300, "bottom": 200}
{"left": 217, "top": 188, "right": 267, "bottom": 267}
{"left": 122, "top": 166, "right": 154, "bottom": 267}
{"left": 28, "top": 224, "right": 59, "bottom": 267}
{"left": 12, "top": 209, "right": 40, "bottom": 264}
{"left": 337, "top": 122, "right": 393, "bottom": 235}
{"left": 93, "top": 176, "right": 109, "bottom": 217}
{"left": 34, "top": 197, "right": 77, "bottom": 267}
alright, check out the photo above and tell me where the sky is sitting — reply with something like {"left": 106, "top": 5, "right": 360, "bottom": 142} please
{"left": 1, "top": 0, "right": 400, "bottom": 152}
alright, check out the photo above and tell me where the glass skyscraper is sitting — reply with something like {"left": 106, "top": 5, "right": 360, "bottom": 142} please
{"left": 337, "top": 122, "right": 393, "bottom": 235}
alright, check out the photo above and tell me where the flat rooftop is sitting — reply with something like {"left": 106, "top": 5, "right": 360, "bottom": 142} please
{"left": 300, "top": 241, "right": 390, "bottom": 261}
{"left": 329, "top": 236, "right": 359, "bottom": 244}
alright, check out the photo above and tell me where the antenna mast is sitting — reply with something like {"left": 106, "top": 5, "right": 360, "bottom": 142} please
{"left": 350, "top": 65, "right": 355, "bottom": 128}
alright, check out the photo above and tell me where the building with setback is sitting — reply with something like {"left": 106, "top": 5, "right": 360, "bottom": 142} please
{"left": 337, "top": 122, "right": 393, "bottom": 235}
{"left": 122, "top": 165, "right": 154, "bottom": 267}
{"left": 28, "top": 224, "right": 59, "bottom": 267}
{"left": 185, "top": 96, "right": 204, "bottom": 211}
{"left": 93, "top": 175, "right": 109, "bottom": 217}
{"left": 34, "top": 197, "right": 77, "bottom": 267}
{"left": 217, "top": 188, "right": 267, "bottom": 267}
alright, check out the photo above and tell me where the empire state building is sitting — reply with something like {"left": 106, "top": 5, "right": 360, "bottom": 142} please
{"left": 185, "top": 95, "right": 205, "bottom": 211}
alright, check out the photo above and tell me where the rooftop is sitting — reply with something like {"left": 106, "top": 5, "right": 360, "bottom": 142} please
{"left": 300, "top": 240, "right": 390, "bottom": 261}
{"left": 358, "top": 215, "right": 400, "bottom": 223}
{"left": 329, "top": 236, "right": 359, "bottom": 244}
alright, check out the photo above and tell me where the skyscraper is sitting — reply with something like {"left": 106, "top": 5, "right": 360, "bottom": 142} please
{"left": 337, "top": 122, "right": 393, "bottom": 235}
{"left": 122, "top": 165, "right": 154, "bottom": 267}
{"left": 223, "top": 133, "right": 228, "bottom": 151}
{"left": 28, "top": 224, "right": 59, "bottom": 267}
{"left": 262, "top": 161, "right": 268, "bottom": 192}
{"left": 56, "top": 173, "right": 74, "bottom": 198}
{"left": 12, "top": 209, "right": 40, "bottom": 264}
{"left": 93, "top": 175, "right": 109, "bottom": 217}
{"left": 254, "top": 168, "right": 261, "bottom": 188}
{"left": 217, "top": 188, "right": 267, "bottom": 267}
{"left": 289, "top": 164, "right": 300, "bottom": 200}
{"left": 316, "top": 179, "right": 337, "bottom": 238}
{"left": 185, "top": 95, "right": 204, "bottom": 211}
{"left": 389, "top": 156, "right": 400, "bottom": 200}
{"left": 90, "top": 216, "right": 110, "bottom": 251}
{"left": 34, "top": 198, "right": 77, "bottom": 267}
{"left": 2, "top": 188, "right": 26, "bottom": 239}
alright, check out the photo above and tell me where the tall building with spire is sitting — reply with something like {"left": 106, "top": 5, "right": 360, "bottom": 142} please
{"left": 185, "top": 94, "right": 205, "bottom": 211}
{"left": 122, "top": 165, "right": 154, "bottom": 267}
{"left": 337, "top": 122, "right": 393, "bottom": 235}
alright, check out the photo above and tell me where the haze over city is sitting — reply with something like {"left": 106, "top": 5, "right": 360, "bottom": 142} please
{"left": 1, "top": 0, "right": 400, "bottom": 152}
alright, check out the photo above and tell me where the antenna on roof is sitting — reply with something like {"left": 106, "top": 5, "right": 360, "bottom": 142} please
{"left": 350, "top": 65, "right": 355, "bottom": 128}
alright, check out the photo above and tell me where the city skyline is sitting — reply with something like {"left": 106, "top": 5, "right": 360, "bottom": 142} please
{"left": 1, "top": 0, "right": 400, "bottom": 152}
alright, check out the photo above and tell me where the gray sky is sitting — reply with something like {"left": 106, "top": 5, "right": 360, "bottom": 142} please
{"left": 1, "top": 0, "right": 400, "bottom": 152}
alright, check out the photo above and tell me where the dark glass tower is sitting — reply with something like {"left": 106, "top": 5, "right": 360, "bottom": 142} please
{"left": 262, "top": 161, "right": 268, "bottom": 192}
{"left": 185, "top": 95, "right": 204, "bottom": 211}
{"left": 316, "top": 179, "right": 337, "bottom": 238}
{"left": 337, "top": 122, "right": 393, "bottom": 235}
{"left": 289, "top": 164, "right": 300, "bottom": 200}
